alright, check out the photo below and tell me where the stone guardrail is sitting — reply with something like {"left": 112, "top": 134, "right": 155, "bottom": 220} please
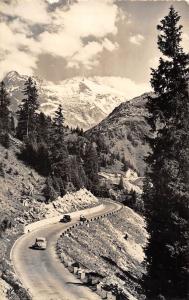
{"left": 59, "top": 204, "right": 122, "bottom": 236}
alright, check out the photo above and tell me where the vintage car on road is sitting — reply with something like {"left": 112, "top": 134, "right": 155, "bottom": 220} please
{"left": 32, "top": 237, "right": 47, "bottom": 250}
{"left": 60, "top": 214, "right": 71, "bottom": 223}
{"left": 80, "top": 215, "right": 87, "bottom": 222}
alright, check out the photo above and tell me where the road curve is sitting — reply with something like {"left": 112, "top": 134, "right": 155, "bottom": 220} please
{"left": 11, "top": 201, "right": 122, "bottom": 300}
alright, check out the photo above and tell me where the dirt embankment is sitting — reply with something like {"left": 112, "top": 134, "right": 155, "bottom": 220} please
{"left": 57, "top": 205, "right": 148, "bottom": 300}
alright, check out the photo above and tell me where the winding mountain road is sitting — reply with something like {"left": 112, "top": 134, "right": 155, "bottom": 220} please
{"left": 11, "top": 201, "right": 121, "bottom": 300}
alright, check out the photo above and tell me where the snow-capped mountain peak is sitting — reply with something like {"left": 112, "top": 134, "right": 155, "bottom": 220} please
{"left": 3, "top": 71, "right": 127, "bottom": 130}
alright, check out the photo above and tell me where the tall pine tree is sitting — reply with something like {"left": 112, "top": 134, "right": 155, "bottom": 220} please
{"left": 49, "top": 104, "right": 70, "bottom": 196}
{"left": 49, "top": 104, "right": 65, "bottom": 166}
{"left": 0, "top": 81, "right": 10, "bottom": 132}
{"left": 84, "top": 142, "right": 99, "bottom": 192}
{"left": 143, "top": 7, "right": 189, "bottom": 300}
{"left": 36, "top": 112, "right": 51, "bottom": 175}
{"left": 17, "top": 77, "right": 39, "bottom": 140}
{"left": 0, "top": 81, "right": 10, "bottom": 147}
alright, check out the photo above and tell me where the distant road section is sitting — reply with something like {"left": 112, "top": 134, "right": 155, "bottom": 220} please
{"left": 11, "top": 201, "right": 121, "bottom": 300}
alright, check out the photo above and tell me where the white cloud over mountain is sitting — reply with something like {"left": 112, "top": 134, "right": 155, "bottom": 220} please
{"left": 1, "top": 0, "right": 188, "bottom": 94}
{"left": 93, "top": 76, "right": 151, "bottom": 99}
{"left": 0, "top": 0, "right": 121, "bottom": 78}
{"left": 67, "top": 39, "right": 118, "bottom": 70}
{"left": 0, "top": 21, "right": 40, "bottom": 76}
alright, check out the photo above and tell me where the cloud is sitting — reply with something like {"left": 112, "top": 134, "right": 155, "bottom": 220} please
{"left": 57, "top": 0, "right": 118, "bottom": 38}
{"left": 129, "top": 34, "right": 144, "bottom": 46}
{"left": 68, "top": 41, "right": 103, "bottom": 69}
{"left": 67, "top": 39, "right": 118, "bottom": 70}
{"left": 46, "top": 0, "right": 60, "bottom": 3}
{"left": 0, "top": 50, "right": 38, "bottom": 77}
{"left": 103, "top": 38, "right": 118, "bottom": 52}
{"left": 42, "top": 0, "right": 120, "bottom": 69}
{"left": 0, "top": 0, "right": 121, "bottom": 79}
{"left": 95, "top": 76, "right": 151, "bottom": 99}
{"left": 0, "top": 0, "right": 50, "bottom": 24}
{"left": 0, "top": 22, "right": 40, "bottom": 54}
{"left": 0, "top": 21, "right": 41, "bottom": 78}
{"left": 8, "top": 18, "right": 31, "bottom": 35}
{"left": 39, "top": 31, "right": 82, "bottom": 58}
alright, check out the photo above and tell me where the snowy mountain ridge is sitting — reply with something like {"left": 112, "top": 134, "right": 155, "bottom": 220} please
{"left": 4, "top": 71, "right": 127, "bottom": 130}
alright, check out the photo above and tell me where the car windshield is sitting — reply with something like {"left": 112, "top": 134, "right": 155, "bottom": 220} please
{"left": 36, "top": 238, "right": 45, "bottom": 242}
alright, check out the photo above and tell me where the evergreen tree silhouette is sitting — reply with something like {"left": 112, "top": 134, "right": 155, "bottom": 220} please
{"left": 17, "top": 77, "right": 39, "bottom": 140}
{"left": 0, "top": 81, "right": 10, "bottom": 147}
{"left": 143, "top": 7, "right": 189, "bottom": 299}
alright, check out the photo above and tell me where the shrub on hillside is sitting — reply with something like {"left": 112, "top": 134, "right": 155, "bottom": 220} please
{"left": 0, "top": 133, "right": 10, "bottom": 149}
{"left": 0, "top": 162, "right": 5, "bottom": 177}
{"left": 0, "top": 217, "right": 12, "bottom": 236}
{"left": 124, "top": 190, "right": 144, "bottom": 214}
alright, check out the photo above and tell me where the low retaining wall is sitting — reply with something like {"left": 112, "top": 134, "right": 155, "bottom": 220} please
{"left": 24, "top": 204, "right": 104, "bottom": 234}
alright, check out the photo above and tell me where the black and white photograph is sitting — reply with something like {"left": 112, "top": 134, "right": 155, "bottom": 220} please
{"left": 0, "top": 0, "right": 189, "bottom": 299}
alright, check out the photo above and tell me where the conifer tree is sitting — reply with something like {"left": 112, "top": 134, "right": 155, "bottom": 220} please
{"left": 0, "top": 81, "right": 10, "bottom": 147}
{"left": 17, "top": 77, "right": 39, "bottom": 140}
{"left": 0, "top": 81, "right": 10, "bottom": 133}
{"left": 37, "top": 112, "right": 50, "bottom": 143}
{"left": 49, "top": 104, "right": 70, "bottom": 194}
{"left": 84, "top": 142, "right": 99, "bottom": 191}
{"left": 10, "top": 115, "right": 15, "bottom": 135}
{"left": 35, "top": 112, "right": 51, "bottom": 175}
{"left": 50, "top": 104, "right": 65, "bottom": 164}
{"left": 143, "top": 7, "right": 189, "bottom": 299}
{"left": 53, "top": 104, "right": 64, "bottom": 142}
{"left": 43, "top": 177, "right": 58, "bottom": 203}
{"left": 118, "top": 175, "right": 124, "bottom": 190}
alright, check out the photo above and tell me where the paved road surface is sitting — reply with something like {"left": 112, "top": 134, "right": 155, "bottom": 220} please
{"left": 11, "top": 201, "right": 121, "bottom": 300}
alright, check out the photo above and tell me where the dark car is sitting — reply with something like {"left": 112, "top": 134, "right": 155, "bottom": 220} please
{"left": 60, "top": 214, "right": 71, "bottom": 223}
{"left": 80, "top": 215, "right": 87, "bottom": 222}
{"left": 32, "top": 237, "right": 47, "bottom": 250}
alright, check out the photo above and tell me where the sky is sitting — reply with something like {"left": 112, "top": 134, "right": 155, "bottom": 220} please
{"left": 0, "top": 0, "right": 189, "bottom": 97}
